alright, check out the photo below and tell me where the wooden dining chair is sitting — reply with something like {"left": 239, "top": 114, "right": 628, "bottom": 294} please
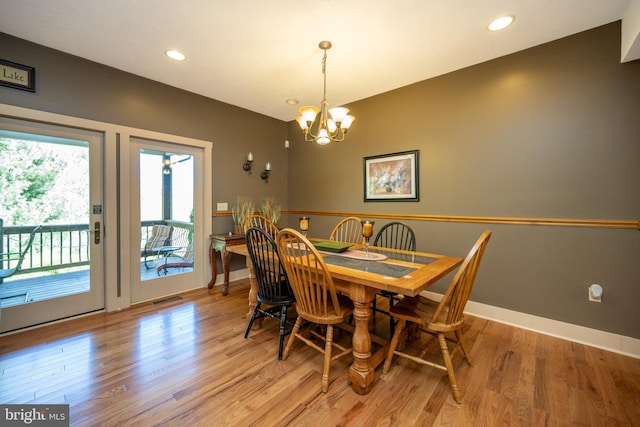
{"left": 371, "top": 222, "right": 417, "bottom": 334}
{"left": 382, "top": 230, "right": 491, "bottom": 404}
{"left": 277, "top": 228, "right": 354, "bottom": 393}
{"left": 329, "top": 216, "right": 364, "bottom": 245}
{"left": 244, "top": 214, "right": 279, "bottom": 239}
{"left": 244, "top": 227, "right": 296, "bottom": 360}
{"left": 373, "top": 222, "right": 416, "bottom": 252}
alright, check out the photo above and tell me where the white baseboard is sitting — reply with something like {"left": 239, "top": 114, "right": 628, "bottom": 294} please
{"left": 211, "top": 268, "right": 250, "bottom": 290}
{"left": 421, "top": 290, "right": 640, "bottom": 359}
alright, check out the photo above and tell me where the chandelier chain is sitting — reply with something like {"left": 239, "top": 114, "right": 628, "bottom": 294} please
{"left": 322, "top": 50, "right": 327, "bottom": 101}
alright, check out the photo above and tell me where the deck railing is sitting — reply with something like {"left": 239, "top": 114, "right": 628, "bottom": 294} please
{"left": 0, "top": 220, "right": 193, "bottom": 278}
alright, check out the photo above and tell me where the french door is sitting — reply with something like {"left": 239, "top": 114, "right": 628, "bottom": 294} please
{"left": 129, "top": 137, "right": 205, "bottom": 303}
{"left": 0, "top": 116, "right": 105, "bottom": 333}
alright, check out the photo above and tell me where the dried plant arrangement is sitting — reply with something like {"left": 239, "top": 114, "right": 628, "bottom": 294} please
{"left": 260, "top": 197, "right": 281, "bottom": 224}
{"left": 231, "top": 197, "right": 254, "bottom": 233}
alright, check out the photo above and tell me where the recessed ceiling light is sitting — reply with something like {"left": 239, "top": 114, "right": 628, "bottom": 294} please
{"left": 285, "top": 99, "right": 299, "bottom": 105}
{"left": 488, "top": 15, "right": 515, "bottom": 31}
{"left": 166, "top": 50, "right": 186, "bottom": 61}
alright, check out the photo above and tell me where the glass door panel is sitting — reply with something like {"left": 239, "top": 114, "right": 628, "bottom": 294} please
{"left": 130, "top": 138, "right": 203, "bottom": 303}
{"left": 0, "top": 118, "right": 104, "bottom": 333}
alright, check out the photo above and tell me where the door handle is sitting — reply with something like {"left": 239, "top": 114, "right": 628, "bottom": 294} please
{"left": 89, "top": 221, "right": 101, "bottom": 244}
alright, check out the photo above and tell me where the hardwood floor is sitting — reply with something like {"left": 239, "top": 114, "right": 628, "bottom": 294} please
{"left": 1, "top": 279, "right": 639, "bottom": 426}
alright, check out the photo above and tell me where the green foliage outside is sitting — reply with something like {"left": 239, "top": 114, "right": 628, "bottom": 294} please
{"left": 0, "top": 138, "right": 89, "bottom": 226}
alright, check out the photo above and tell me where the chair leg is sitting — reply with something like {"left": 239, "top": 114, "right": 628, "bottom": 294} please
{"left": 244, "top": 302, "right": 261, "bottom": 339}
{"left": 321, "top": 325, "right": 334, "bottom": 393}
{"left": 455, "top": 330, "right": 473, "bottom": 366}
{"left": 383, "top": 319, "right": 406, "bottom": 374}
{"left": 437, "top": 332, "right": 462, "bottom": 404}
{"left": 277, "top": 305, "right": 288, "bottom": 360}
{"left": 283, "top": 316, "right": 303, "bottom": 360}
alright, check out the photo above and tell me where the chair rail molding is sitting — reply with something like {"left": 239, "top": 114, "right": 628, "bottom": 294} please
{"left": 283, "top": 210, "right": 639, "bottom": 230}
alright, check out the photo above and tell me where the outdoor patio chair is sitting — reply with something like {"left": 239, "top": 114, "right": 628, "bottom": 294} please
{"left": 155, "top": 243, "right": 194, "bottom": 276}
{"left": 141, "top": 224, "right": 173, "bottom": 268}
{"left": 0, "top": 226, "right": 41, "bottom": 284}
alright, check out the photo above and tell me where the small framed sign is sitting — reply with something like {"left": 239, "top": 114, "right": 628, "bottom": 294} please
{"left": 0, "top": 59, "right": 36, "bottom": 92}
{"left": 363, "top": 150, "right": 419, "bottom": 202}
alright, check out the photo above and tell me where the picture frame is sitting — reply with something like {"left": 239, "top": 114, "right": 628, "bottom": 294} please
{"left": 363, "top": 150, "right": 419, "bottom": 202}
{"left": 0, "top": 59, "right": 36, "bottom": 92}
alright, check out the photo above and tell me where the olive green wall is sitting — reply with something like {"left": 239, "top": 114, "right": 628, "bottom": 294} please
{"left": 0, "top": 32, "right": 289, "bottom": 236}
{"left": 285, "top": 22, "right": 640, "bottom": 339}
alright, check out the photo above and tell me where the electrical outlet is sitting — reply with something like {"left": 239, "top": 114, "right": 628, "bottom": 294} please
{"left": 216, "top": 202, "right": 228, "bottom": 211}
{"left": 588, "top": 284, "right": 602, "bottom": 303}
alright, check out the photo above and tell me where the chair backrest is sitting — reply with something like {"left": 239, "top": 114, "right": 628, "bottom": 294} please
{"left": 246, "top": 227, "right": 294, "bottom": 304}
{"left": 171, "top": 226, "right": 190, "bottom": 248}
{"left": 244, "top": 215, "right": 279, "bottom": 239}
{"left": 329, "top": 216, "right": 364, "bottom": 245}
{"left": 373, "top": 222, "right": 416, "bottom": 251}
{"left": 431, "top": 230, "right": 491, "bottom": 327}
{"left": 2, "top": 226, "right": 41, "bottom": 274}
{"left": 1, "top": 226, "right": 41, "bottom": 283}
{"left": 277, "top": 228, "right": 344, "bottom": 322}
{"left": 145, "top": 225, "right": 173, "bottom": 250}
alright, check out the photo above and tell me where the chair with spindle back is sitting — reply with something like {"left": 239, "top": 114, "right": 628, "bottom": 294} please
{"left": 244, "top": 227, "right": 295, "bottom": 360}
{"left": 244, "top": 214, "right": 279, "bottom": 240}
{"left": 329, "top": 216, "right": 364, "bottom": 245}
{"left": 371, "top": 222, "right": 417, "bottom": 334}
{"left": 382, "top": 230, "right": 492, "bottom": 404}
{"left": 277, "top": 228, "right": 353, "bottom": 392}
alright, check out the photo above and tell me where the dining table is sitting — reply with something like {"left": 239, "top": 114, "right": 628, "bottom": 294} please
{"left": 225, "top": 239, "right": 463, "bottom": 395}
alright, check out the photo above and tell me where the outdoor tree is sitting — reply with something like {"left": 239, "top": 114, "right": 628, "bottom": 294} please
{"left": 0, "top": 138, "right": 89, "bottom": 226}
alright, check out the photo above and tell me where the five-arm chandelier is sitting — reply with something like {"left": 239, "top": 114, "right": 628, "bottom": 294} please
{"left": 296, "top": 41, "right": 355, "bottom": 145}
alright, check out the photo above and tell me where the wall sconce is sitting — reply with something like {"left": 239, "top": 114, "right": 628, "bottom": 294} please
{"left": 243, "top": 152, "right": 254, "bottom": 172}
{"left": 260, "top": 162, "right": 271, "bottom": 181}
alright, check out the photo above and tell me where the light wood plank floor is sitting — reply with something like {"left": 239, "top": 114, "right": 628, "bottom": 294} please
{"left": 1, "top": 279, "right": 639, "bottom": 426}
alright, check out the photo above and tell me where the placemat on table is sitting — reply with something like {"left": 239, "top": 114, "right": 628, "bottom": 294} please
{"left": 313, "top": 241, "right": 353, "bottom": 253}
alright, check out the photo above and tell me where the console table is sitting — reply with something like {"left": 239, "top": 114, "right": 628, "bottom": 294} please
{"left": 208, "top": 233, "right": 245, "bottom": 295}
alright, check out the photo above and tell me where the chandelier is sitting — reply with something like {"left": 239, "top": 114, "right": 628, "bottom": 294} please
{"left": 296, "top": 41, "right": 355, "bottom": 145}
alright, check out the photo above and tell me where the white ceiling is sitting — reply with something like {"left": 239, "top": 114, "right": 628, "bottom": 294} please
{"left": 1, "top": 1, "right": 638, "bottom": 122}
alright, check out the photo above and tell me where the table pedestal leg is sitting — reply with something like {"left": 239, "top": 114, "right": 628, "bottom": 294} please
{"left": 348, "top": 284, "right": 377, "bottom": 395}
